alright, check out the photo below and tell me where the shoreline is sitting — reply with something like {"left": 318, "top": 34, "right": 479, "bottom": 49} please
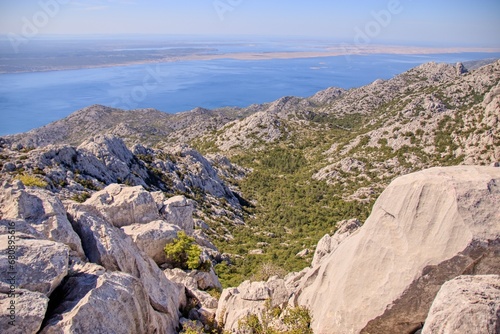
{"left": 1, "top": 45, "right": 499, "bottom": 75}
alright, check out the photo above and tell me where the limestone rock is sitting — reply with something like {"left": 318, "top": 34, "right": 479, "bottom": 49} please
{"left": 150, "top": 191, "right": 167, "bottom": 210}
{"left": 309, "top": 87, "right": 346, "bottom": 104}
{"left": 216, "top": 277, "right": 290, "bottom": 332}
{"left": 66, "top": 203, "right": 182, "bottom": 318}
{"left": 193, "top": 229, "right": 218, "bottom": 251}
{"left": 456, "top": 62, "right": 467, "bottom": 75}
{"left": 311, "top": 218, "right": 361, "bottom": 267}
{"left": 163, "top": 146, "right": 240, "bottom": 207}
{"left": 422, "top": 275, "right": 500, "bottom": 334}
{"left": 85, "top": 184, "right": 160, "bottom": 227}
{"left": 296, "top": 248, "right": 311, "bottom": 258}
{"left": 0, "top": 285, "right": 49, "bottom": 334}
{"left": 161, "top": 195, "right": 195, "bottom": 234}
{"left": 164, "top": 268, "right": 221, "bottom": 309}
{"left": 0, "top": 187, "right": 84, "bottom": 255}
{"left": 0, "top": 219, "right": 44, "bottom": 240}
{"left": 0, "top": 236, "right": 69, "bottom": 296}
{"left": 192, "top": 268, "right": 223, "bottom": 291}
{"left": 297, "top": 166, "right": 500, "bottom": 334}
{"left": 40, "top": 271, "right": 176, "bottom": 334}
{"left": 191, "top": 290, "right": 219, "bottom": 309}
{"left": 122, "top": 220, "right": 181, "bottom": 265}
{"left": 77, "top": 135, "right": 147, "bottom": 183}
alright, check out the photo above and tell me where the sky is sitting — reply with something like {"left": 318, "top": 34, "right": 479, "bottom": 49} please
{"left": 0, "top": 0, "right": 499, "bottom": 47}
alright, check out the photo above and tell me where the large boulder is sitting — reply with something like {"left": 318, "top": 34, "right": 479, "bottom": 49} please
{"left": 122, "top": 220, "right": 181, "bottom": 265}
{"left": 40, "top": 271, "right": 176, "bottom": 334}
{"left": 76, "top": 135, "right": 148, "bottom": 185}
{"left": 422, "top": 275, "right": 500, "bottom": 334}
{"left": 297, "top": 166, "right": 500, "bottom": 334}
{"left": 0, "top": 285, "right": 49, "bottom": 334}
{"left": 0, "top": 236, "right": 69, "bottom": 296}
{"left": 84, "top": 184, "right": 160, "bottom": 227}
{"left": 0, "top": 187, "right": 84, "bottom": 256}
{"left": 66, "top": 203, "right": 182, "bottom": 321}
{"left": 161, "top": 195, "right": 195, "bottom": 235}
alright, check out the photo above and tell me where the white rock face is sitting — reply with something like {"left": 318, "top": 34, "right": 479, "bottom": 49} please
{"left": 40, "top": 272, "right": 176, "bottom": 334}
{"left": 297, "top": 166, "right": 500, "bottom": 334}
{"left": 122, "top": 220, "right": 180, "bottom": 265}
{"left": 161, "top": 195, "right": 195, "bottom": 235}
{"left": 0, "top": 187, "right": 84, "bottom": 256}
{"left": 77, "top": 135, "right": 149, "bottom": 185}
{"left": 66, "top": 203, "right": 182, "bottom": 319}
{"left": 85, "top": 184, "right": 160, "bottom": 227}
{"left": 422, "top": 275, "right": 500, "bottom": 334}
{"left": 0, "top": 236, "right": 69, "bottom": 296}
{"left": 0, "top": 286, "right": 49, "bottom": 334}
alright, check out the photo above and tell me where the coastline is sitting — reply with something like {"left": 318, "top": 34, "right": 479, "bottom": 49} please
{"left": 1, "top": 45, "right": 499, "bottom": 75}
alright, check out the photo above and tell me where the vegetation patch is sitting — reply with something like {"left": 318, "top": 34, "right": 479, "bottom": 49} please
{"left": 15, "top": 174, "right": 48, "bottom": 188}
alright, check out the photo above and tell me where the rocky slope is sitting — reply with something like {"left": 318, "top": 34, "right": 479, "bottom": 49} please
{"left": 1, "top": 106, "right": 251, "bottom": 149}
{"left": 0, "top": 182, "right": 226, "bottom": 333}
{"left": 217, "top": 166, "right": 500, "bottom": 333}
{"left": 200, "top": 60, "right": 500, "bottom": 198}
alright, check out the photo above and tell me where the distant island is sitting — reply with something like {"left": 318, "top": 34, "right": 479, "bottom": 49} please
{"left": 1, "top": 39, "right": 499, "bottom": 74}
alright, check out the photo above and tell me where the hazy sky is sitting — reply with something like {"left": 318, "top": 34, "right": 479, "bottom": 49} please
{"left": 1, "top": 0, "right": 499, "bottom": 46}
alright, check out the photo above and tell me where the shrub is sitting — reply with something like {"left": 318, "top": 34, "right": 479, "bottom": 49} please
{"left": 71, "top": 192, "right": 91, "bottom": 203}
{"left": 282, "top": 306, "right": 313, "bottom": 334}
{"left": 251, "top": 262, "right": 287, "bottom": 282}
{"left": 238, "top": 314, "right": 264, "bottom": 334}
{"left": 237, "top": 303, "right": 313, "bottom": 334}
{"left": 164, "top": 231, "right": 207, "bottom": 270}
{"left": 16, "top": 174, "right": 48, "bottom": 188}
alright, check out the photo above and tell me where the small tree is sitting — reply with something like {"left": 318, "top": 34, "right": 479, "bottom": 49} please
{"left": 164, "top": 231, "right": 204, "bottom": 270}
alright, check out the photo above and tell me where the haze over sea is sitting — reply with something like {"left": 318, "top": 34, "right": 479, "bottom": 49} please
{"left": 1, "top": 46, "right": 499, "bottom": 135}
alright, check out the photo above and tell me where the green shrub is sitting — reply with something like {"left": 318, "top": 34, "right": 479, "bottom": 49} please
{"left": 164, "top": 231, "right": 208, "bottom": 271}
{"left": 15, "top": 174, "right": 48, "bottom": 188}
{"left": 282, "top": 306, "right": 313, "bottom": 334}
{"left": 238, "top": 314, "right": 265, "bottom": 334}
{"left": 237, "top": 303, "right": 313, "bottom": 334}
{"left": 71, "top": 192, "right": 91, "bottom": 203}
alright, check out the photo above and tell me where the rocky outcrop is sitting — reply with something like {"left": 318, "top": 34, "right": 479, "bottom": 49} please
{"left": 162, "top": 146, "right": 240, "bottom": 208}
{"left": 0, "top": 185, "right": 84, "bottom": 256}
{"left": 296, "top": 166, "right": 500, "bottom": 334}
{"left": 41, "top": 271, "right": 175, "bottom": 334}
{"left": 66, "top": 202, "right": 183, "bottom": 318}
{"left": 85, "top": 184, "right": 161, "bottom": 227}
{"left": 0, "top": 164, "right": 223, "bottom": 333}
{"left": 309, "top": 87, "right": 346, "bottom": 104}
{"left": 161, "top": 195, "right": 195, "bottom": 235}
{"left": 122, "top": 220, "right": 181, "bottom": 265}
{"left": 165, "top": 268, "right": 222, "bottom": 308}
{"left": 0, "top": 236, "right": 69, "bottom": 296}
{"left": 422, "top": 275, "right": 500, "bottom": 334}
{"left": 0, "top": 286, "right": 49, "bottom": 334}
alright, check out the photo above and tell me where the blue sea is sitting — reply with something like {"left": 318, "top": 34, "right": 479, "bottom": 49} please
{"left": 0, "top": 52, "right": 499, "bottom": 135}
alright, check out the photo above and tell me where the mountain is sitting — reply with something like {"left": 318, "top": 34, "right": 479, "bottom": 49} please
{"left": 0, "top": 59, "right": 499, "bottom": 333}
